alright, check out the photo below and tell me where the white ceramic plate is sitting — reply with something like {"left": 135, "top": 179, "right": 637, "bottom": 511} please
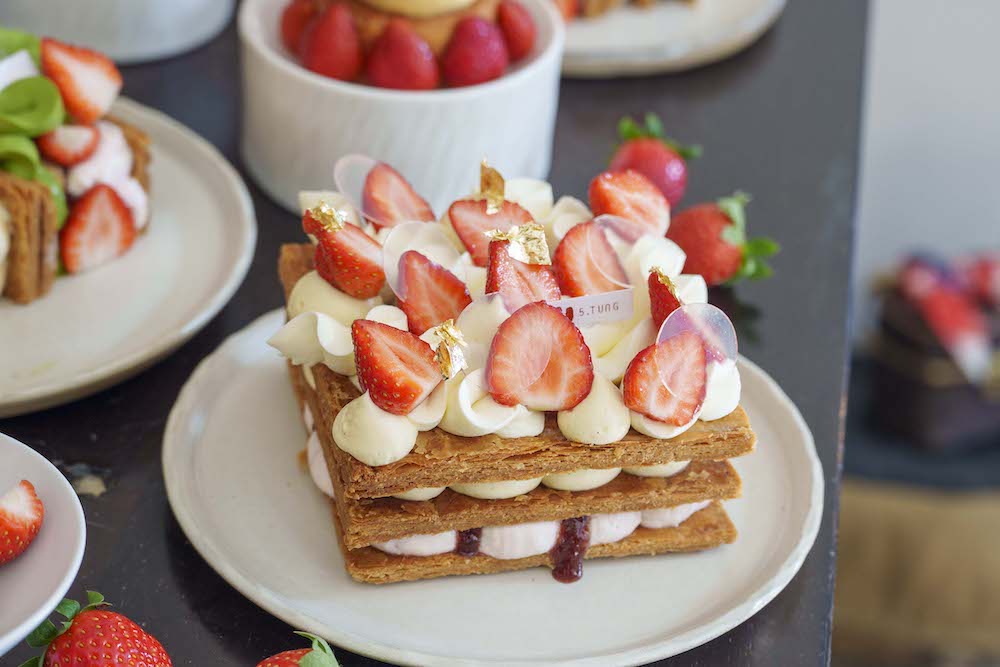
{"left": 0, "top": 433, "right": 86, "bottom": 656}
{"left": 0, "top": 98, "right": 256, "bottom": 418}
{"left": 163, "top": 309, "right": 822, "bottom": 667}
{"left": 563, "top": 0, "right": 786, "bottom": 77}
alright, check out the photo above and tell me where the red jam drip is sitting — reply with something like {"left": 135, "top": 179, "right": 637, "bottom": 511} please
{"left": 551, "top": 517, "right": 590, "bottom": 583}
{"left": 456, "top": 528, "right": 482, "bottom": 557}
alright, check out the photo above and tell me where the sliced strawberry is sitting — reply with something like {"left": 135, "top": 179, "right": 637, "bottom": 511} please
{"left": 36, "top": 124, "right": 99, "bottom": 167}
{"left": 280, "top": 0, "right": 318, "bottom": 54}
{"left": 361, "top": 162, "right": 435, "bottom": 229}
{"left": 448, "top": 198, "right": 534, "bottom": 267}
{"left": 485, "top": 240, "right": 561, "bottom": 312}
{"left": 397, "top": 250, "right": 472, "bottom": 335}
{"left": 648, "top": 269, "right": 682, "bottom": 327}
{"left": 588, "top": 170, "right": 670, "bottom": 238}
{"left": 60, "top": 184, "right": 136, "bottom": 273}
{"left": 622, "top": 331, "right": 707, "bottom": 425}
{"left": 352, "top": 319, "right": 442, "bottom": 414}
{"left": 498, "top": 1, "right": 537, "bottom": 62}
{"left": 486, "top": 301, "right": 593, "bottom": 411}
{"left": 40, "top": 38, "right": 122, "bottom": 124}
{"left": 304, "top": 209, "right": 385, "bottom": 298}
{"left": 552, "top": 220, "right": 628, "bottom": 296}
{"left": 0, "top": 480, "right": 44, "bottom": 566}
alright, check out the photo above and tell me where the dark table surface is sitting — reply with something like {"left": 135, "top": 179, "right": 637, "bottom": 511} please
{"left": 2, "top": 2, "right": 866, "bottom": 665}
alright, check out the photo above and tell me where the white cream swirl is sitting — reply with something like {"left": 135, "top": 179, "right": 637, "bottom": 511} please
{"left": 557, "top": 373, "right": 630, "bottom": 445}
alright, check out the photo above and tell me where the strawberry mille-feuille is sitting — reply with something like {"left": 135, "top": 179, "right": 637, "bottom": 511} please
{"left": 0, "top": 27, "right": 150, "bottom": 304}
{"left": 269, "top": 159, "right": 755, "bottom": 584}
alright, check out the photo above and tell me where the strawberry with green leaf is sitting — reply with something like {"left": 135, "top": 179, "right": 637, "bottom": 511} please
{"left": 20, "top": 591, "right": 171, "bottom": 667}
{"left": 609, "top": 112, "right": 702, "bottom": 207}
{"left": 666, "top": 192, "right": 779, "bottom": 286}
{"left": 257, "top": 631, "right": 341, "bottom": 666}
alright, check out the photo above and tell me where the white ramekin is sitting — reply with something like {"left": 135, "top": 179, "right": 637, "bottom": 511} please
{"left": 239, "top": 0, "right": 564, "bottom": 214}
{"left": 0, "top": 0, "right": 234, "bottom": 65}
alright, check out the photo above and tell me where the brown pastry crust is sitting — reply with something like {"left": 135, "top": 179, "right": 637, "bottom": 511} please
{"left": 295, "top": 361, "right": 742, "bottom": 547}
{"left": 280, "top": 242, "right": 756, "bottom": 498}
{"left": 338, "top": 501, "right": 737, "bottom": 584}
{"left": 0, "top": 172, "right": 58, "bottom": 304}
{"left": 345, "top": 0, "right": 501, "bottom": 56}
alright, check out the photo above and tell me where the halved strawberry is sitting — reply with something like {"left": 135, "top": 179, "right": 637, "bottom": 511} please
{"left": 552, "top": 220, "right": 628, "bottom": 296}
{"left": 486, "top": 301, "right": 593, "bottom": 411}
{"left": 588, "top": 170, "right": 670, "bottom": 238}
{"left": 648, "top": 269, "right": 682, "bottom": 327}
{"left": 304, "top": 209, "right": 385, "bottom": 298}
{"left": 60, "top": 184, "right": 136, "bottom": 273}
{"left": 36, "top": 124, "right": 99, "bottom": 167}
{"left": 352, "top": 319, "right": 442, "bottom": 415}
{"left": 280, "top": 0, "right": 318, "bottom": 54}
{"left": 0, "top": 480, "right": 44, "bottom": 566}
{"left": 485, "top": 239, "right": 561, "bottom": 312}
{"left": 361, "top": 162, "right": 435, "bottom": 229}
{"left": 498, "top": 0, "right": 537, "bottom": 62}
{"left": 397, "top": 250, "right": 472, "bottom": 335}
{"left": 622, "top": 331, "right": 706, "bottom": 425}
{"left": 449, "top": 198, "right": 534, "bottom": 267}
{"left": 40, "top": 38, "right": 122, "bottom": 125}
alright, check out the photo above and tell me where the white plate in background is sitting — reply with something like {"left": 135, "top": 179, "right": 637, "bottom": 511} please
{"left": 563, "top": 0, "right": 786, "bottom": 77}
{"left": 163, "top": 309, "right": 822, "bottom": 666}
{"left": 0, "top": 433, "right": 86, "bottom": 656}
{"left": 0, "top": 98, "right": 256, "bottom": 418}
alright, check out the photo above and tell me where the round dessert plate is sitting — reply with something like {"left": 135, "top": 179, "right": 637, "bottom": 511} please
{"left": 164, "top": 309, "right": 823, "bottom": 667}
{"left": 0, "top": 97, "right": 256, "bottom": 418}
{"left": 563, "top": 0, "right": 786, "bottom": 77}
{"left": 0, "top": 433, "right": 86, "bottom": 655}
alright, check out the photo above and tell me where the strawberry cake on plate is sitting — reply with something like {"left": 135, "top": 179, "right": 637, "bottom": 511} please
{"left": 268, "top": 157, "right": 755, "bottom": 583}
{"left": 0, "top": 27, "right": 151, "bottom": 305}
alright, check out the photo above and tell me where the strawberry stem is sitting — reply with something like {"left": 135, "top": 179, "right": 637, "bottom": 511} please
{"left": 617, "top": 112, "right": 702, "bottom": 161}
{"left": 293, "top": 631, "right": 342, "bottom": 666}
{"left": 716, "top": 191, "right": 780, "bottom": 284}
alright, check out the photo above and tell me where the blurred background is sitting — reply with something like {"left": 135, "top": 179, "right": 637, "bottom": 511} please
{"left": 836, "top": 1, "right": 1000, "bottom": 666}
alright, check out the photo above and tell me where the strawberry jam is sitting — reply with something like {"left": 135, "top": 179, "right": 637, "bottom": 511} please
{"left": 456, "top": 528, "right": 482, "bottom": 557}
{"left": 551, "top": 517, "right": 590, "bottom": 583}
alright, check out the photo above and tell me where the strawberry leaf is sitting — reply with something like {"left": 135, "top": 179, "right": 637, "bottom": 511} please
{"left": 54, "top": 598, "right": 80, "bottom": 620}
{"left": 294, "top": 631, "right": 341, "bottom": 666}
{"left": 745, "top": 237, "right": 780, "bottom": 257}
{"left": 716, "top": 191, "right": 751, "bottom": 233}
{"left": 25, "top": 620, "right": 59, "bottom": 648}
{"left": 17, "top": 658, "right": 42, "bottom": 667}
{"left": 616, "top": 113, "right": 702, "bottom": 161}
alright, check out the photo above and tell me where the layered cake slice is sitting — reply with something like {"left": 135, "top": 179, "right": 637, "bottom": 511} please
{"left": 269, "top": 159, "right": 754, "bottom": 583}
{"left": 0, "top": 30, "right": 152, "bottom": 304}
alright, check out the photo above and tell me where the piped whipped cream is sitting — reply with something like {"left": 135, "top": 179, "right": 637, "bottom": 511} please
{"left": 590, "top": 512, "right": 642, "bottom": 546}
{"left": 542, "top": 468, "right": 621, "bottom": 492}
{"left": 67, "top": 120, "right": 149, "bottom": 229}
{"left": 557, "top": 373, "right": 630, "bottom": 445}
{"left": 480, "top": 521, "right": 561, "bottom": 560}
{"left": 449, "top": 477, "right": 542, "bottom": 500}
{"left": 392, "top": 487, "right": 446, "bottom": 501}
{"left": 503, "top": 178, "right": 592, "bottom": 250}
{"left": 302, "top": 404, "right": 314, "bottom": 433}
{"left": 623, "top": 460, "right": 690, "bottom": 478}
{"left": 306, "top": 430, "right": 334, "bottom": 498}
{"left": 332, "top": 392, "right": 418, "bottom": 466}
{"left": 640, "top": 501, "right": 711, "bottom": 529}
{"left": 591, "top": 317, "right": 657, "bottom": 384}
{"left": 455, "top": 294, "right": 510, "bottom": 370}
{"left": 374, "top": 531, "right": 457, "bottom": 557}
{"left": 287, "top": 270, "right": 382, "bottom": 323}
{"left": 437, "top": 368, "right": 524, "bottom": 438}
{"left": 298, "top": 190, "right": 363, "bottom": 227}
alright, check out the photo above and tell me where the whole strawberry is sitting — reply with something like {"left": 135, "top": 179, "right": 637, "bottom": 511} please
{"left": 21, "top": 591, "right": 171, "bottom": 667}
{"left": 366, "top": 19, "right": 440, "bottom": 90}
{"left": 442, "top": 17, "right": 509, "bottom": 87}
{"left": 609, "top": 113, "right": 701, "bottom": 208}
{"left": 666, "top": 192, "right": 779, "bottom": 286}
{"left": 280, "top": 0, "right": 319, "bottom": 54}
{"left": 258, "top": 631, "right": 341, "bottom": 666}
{"left": 298, "top": 2, "right": 363, "bottom": 81}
